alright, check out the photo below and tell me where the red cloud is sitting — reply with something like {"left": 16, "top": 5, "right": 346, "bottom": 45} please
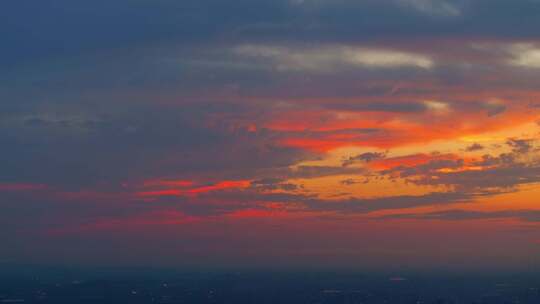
{"left": 136, "top": 180, "right": 251, "bottom": 198}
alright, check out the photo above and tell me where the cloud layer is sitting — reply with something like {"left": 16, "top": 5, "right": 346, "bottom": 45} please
{"left": 2, "top": 0, "right": 540, "bottom": 269}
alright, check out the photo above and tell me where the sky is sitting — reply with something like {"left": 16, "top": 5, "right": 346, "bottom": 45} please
{"left": 2, "top": 0, "right": 540, "bottom": 271}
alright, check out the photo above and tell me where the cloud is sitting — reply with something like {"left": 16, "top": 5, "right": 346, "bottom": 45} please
{"left": 340, "top": 178, "right": 365, "bottom": 186}
{"left": 136, "top": 180, "right": 252, "bottom": 198}
{"left": 287, "top": 165, "right": 365, "bottom": 179}
{"left": 380, "top": 142, "right": 540, "bottom": 192}
{"left": 465, "top": 143, "right": 484, "bottom": 152}
{"left": 306, "top": 191, "right": 472, "bottom": 214}
{"left": 485, "top": 102, "right": 507, "bottom": 117}
{"left": 4, "top": 0, "right": 540, "bottom": 268}
{"left": 141, "top": 187, "right": 473, "bottom": 216}
{"left": 506, "top": 138, "right": 533, "bottom": 154}
{"left": 250, "top": 178, "right": 300, "bottom": 191}
{"left": 342, "top": 152, "right": 387, "bottom": 167}
{"left": 397, "top": 0, "right": 462, "bottom": 17}
{"left": 380, "top": 209, "right": 540, "bottom": 222}
{"left": 0, "top": 102, "right": 310, "bottom": 188}
{"left": 507, "top": 43, "right": 540, "bottom": 68}
{"left": 234, "top": 45, "right": 435, "bottom": 72}
{"left": 326, "top": 101, "right": 428, "bottom": 113}
{"left": 0, "top": 183, "right": 48, "bottom": 192}
{"left": 423, "top": 100, "right": 451, "bottom": 114}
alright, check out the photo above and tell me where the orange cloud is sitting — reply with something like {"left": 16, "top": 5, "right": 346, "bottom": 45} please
{"left": 256, "top": 93, "right": 539, "bottom": 152}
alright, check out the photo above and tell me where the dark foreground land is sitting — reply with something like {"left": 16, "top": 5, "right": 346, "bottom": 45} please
{"left": 1, "top": 268, "right": 539, "bottom": 304}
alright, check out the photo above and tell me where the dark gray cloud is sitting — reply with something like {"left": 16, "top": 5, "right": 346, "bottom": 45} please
{"left": 343, "top": 151, "right": 387, "bottom": 167}
{"left": 327, "top": 102, "right": 428, "bottom": 113}
{"left": 0, "top": 180, "right": 474, "bottom": 235}
{"left": 380, "top": 140, "right": 540, "bottom": 193}
{"left": 465, "top": 143, "right": 484, "bottom": 152}
{"left": 380, "top": 209, "right": 540, "bottom": 222}
{"left": 486, "top": 103, "right": 507, "bottom": 117}
{"left": 250, "top": 178, "right": 300, "bottom": 191}
{"left": 340, "top": 178, "right": 365, "bottom": 185}
{"left": 287, "top": 165, "right": 365, "bottom": 179}
{"left": 0, "top": 101, "right": 309, "bottom": 188}
{"left": 506, "top": 138, "right": 533, "bottom": 153}
{"left": 305, "top": 191, "right": 472, "bottom": 214}
{"left": 125, "top": 183, "right": 474, "bottom": 217}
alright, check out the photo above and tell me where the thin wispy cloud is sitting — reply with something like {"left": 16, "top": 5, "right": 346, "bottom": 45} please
{"left": 233, "top": 45, "right": 435, "bottom": 72}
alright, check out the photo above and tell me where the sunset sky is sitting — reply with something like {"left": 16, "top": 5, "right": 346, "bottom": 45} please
{"left": 2, "top": 0, "right": 540, "bottom": 271}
